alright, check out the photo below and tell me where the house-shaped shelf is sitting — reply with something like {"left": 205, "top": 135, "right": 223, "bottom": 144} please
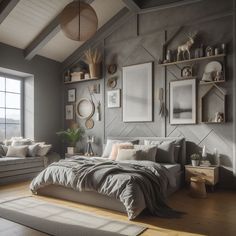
{"left": 200, "top": 84, "right": 226, "bottom": 124}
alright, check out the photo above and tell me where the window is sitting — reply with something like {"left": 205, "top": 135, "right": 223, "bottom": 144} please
{"left": 0, "top": 75, "right": 23, "bottom": 140}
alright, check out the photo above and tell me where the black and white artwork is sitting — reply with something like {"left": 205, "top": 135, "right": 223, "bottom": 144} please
{"left": 68, "top": 89, "right": 76, "bottom": 102}
{"left": 107, "top": 89, "right": 120, "bottom": 108}
{"left": 170, "top": 79, "right": 196, "bottom": 125}
{"left": 122, "top": 62, "right": 153, "bottom": 122}
{"left": 65, "top": 105, "right": 74, "bottom": 120}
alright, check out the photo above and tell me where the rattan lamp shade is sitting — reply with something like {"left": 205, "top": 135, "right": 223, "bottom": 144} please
{"left": 59, "top": 1, "right": 98, "bottom": 41}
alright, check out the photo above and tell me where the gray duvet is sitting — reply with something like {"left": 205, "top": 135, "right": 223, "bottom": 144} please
{"left": 30, "top": 156, "right": 177, "bottom": 220}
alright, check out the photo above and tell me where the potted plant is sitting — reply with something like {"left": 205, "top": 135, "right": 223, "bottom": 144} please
{"left": 190, "top": 153, "right": 201, "bottom": 167}
{"left": 84, "top": 48, "right": 102, "bottom": 78}
{"left": 56, "top": 127, "right": 84, "bottom": 155}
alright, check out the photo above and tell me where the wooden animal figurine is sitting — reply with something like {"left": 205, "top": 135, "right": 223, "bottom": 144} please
{"left": 177, "top": 32, "right": 197, "bottom": 61}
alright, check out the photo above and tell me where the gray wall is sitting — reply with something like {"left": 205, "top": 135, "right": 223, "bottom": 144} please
{"left": 64, "top": 0, "right": 235, "bottom": 187}
{"left": 0, "top": 43, "right": 62, "bottom": 153}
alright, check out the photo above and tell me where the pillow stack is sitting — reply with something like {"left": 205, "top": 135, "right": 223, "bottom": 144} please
{"left": 1, "top": 137, "right": 52, "bottom": 158}
{"left": 144, "top": 139, "right": 183, "bottom": 164}
{"left": 102, "top": 139, "right": 157, "bottom": 162}
{"left": 102, "top": 138, "right": 183, "bottom": 164}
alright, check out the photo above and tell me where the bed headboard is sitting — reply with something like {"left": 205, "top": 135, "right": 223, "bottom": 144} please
{"left": 106, "top": 137, "right": 186, "bottom": 167}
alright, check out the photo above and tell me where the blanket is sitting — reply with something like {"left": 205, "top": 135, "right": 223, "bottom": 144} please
{"left": 30, "top": 157, "right": 178, "bottom": 219}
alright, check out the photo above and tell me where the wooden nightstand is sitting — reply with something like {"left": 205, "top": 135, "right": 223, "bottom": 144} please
{"left": 185, "top": 165, "right": 219, "bottom": 190}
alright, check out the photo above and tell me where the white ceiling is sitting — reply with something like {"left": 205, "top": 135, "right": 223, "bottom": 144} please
{"left": 0, "top": 0, "right": 125, "bottom": 62}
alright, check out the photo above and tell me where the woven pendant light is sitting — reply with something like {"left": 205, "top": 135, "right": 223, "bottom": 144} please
{"left": 59, "top": 0, "right": 98, "bottom": 41}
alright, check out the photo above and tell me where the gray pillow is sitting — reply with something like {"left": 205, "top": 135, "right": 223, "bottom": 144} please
{"left": 37, "top": 144, "right": 52, "bottom": 156}
{"left": 156, "top": 141, "right": 175, "bottom": 164}
{"left": 0, "top": 145, "right": 5, "bottom": 157}
{"left": 0, "top": 145, "right": 8, "bottom": 157}
{"left": 134, "top": 145, "right": 157, "bottom": 162}
{"left": 27, "top": 144, "right": 40, "bottom": 157}
{"left": 6, "top": 146, "right": 28, "bottom": 158}
{"left": 102, "top": 139, "right": 139, "bottom": 158}
{"left": 116, "top": 149, "right": 140, "bottom": 161}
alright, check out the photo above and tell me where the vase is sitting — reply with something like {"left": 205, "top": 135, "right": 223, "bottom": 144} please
{"left": 191, "top": 160, "right": 200, "bottom": 167}
{"left": 89, "top": 63, "right": 100, "bottom": 78}
{"left": 67, "top": 147, "right": 75, "bottom": 155}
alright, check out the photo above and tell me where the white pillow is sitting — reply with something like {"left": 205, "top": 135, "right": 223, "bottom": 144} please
{"left": 116, "top": 149, "right": 140, "bottom": 161}
{"left": 102, "top": 139, "right": 138, "bottom": 158}
{"left": 6, "top": 146, "right": 28, "bottom": 158}
{"left": 37, "top": 144, "right": 52, "bottom": 156}
{"left": 11, "top": 139, "right": 32, "bottom": 146}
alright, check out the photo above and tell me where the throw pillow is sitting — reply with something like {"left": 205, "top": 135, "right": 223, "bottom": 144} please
{"left": 109, "top": 143, "right": 134, "bottom": 160}
{"left": 6, "top": 146, "right": 28, "bottom": 158}
{"left": 116, "top": 149, "right": 140, "bottom": 161}
{"left": 144, "top": 140, "right": 162, "bottom": 146}
{"left": 156, "top": 141, "right": 175, "bottom": 164}
{"left": 27, "top": 144, "right": 40, "bottom": 157}
{"left": 0, "top": 145, "right": 5, "bottom": 157}
{"left": 102, "top": 139, "right": 139, "bottom": 158}
{"left": 133, "top": 145, "right": 157, "bottom": 162}
{"left": 11, "top": 139, "right": 33, "bottom": 146}
{"left": 37, "top": 144, "right": 52, "bottom": 156}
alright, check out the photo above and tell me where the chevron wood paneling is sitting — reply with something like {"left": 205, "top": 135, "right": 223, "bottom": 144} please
{"left": 65, "top": 0, "right": 234, "bottom": 175}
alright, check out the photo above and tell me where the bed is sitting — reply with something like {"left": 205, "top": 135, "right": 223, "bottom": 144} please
{"left": 31, "top": 137, "right": 186, "bottom": 219}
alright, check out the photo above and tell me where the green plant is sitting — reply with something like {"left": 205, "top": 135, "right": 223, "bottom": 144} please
{"left": 56, "top": 128, "right": 84, "bottom": 147}
{"left": 190, "top": 153, "right": 201, "bottom": 160}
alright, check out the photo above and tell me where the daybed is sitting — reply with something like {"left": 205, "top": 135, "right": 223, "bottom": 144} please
{"left": 0, "top": 152, "right": 60, "bottom": 185}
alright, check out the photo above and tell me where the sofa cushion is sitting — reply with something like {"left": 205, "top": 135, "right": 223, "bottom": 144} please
{"left": 37, "top": 144, "right": 52, "bottom": 156}
{"left": 28, "top": 144, "right": 40, "bottom": 157}
{"left": 6, "top": 146, "right": 28, "bottom": 158}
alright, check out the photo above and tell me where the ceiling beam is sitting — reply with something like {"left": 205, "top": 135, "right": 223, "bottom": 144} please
{"left": 24, "top": 16, "right": 60, "bottom": 60}
{"left": 62, "top": 7, "right": 133, "bottom": 70}
{"left": 122, "top": 0, "right": 140, "bottom": 13}
{"left": 139, "top": 0, "right": 204, "bottom": 14}
{"left": 24, "top": 0, "right": 94, "bottom": 61}
{"left": 0, "top": 0, "right": 19, "bottom": 25}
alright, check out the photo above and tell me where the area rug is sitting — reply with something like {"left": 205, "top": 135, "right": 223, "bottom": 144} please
{"left": 0, "top": 196, "right": 146, "bottom": 236}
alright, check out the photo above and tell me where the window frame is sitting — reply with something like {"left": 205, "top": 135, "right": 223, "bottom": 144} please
{"left": 0, "top": 72, "right": 24, "bottom": 139}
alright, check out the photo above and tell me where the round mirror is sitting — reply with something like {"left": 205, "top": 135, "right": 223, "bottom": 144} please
{"left": 76, "top": 98, "right": 95, "bottom": 119}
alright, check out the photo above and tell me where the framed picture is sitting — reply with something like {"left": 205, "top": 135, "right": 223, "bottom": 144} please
{"left": 169, "top": 78, "right": 196, "bottom": 125}
{"left": 107, "top": 89, "right": 120, "bottom": 108}
{"left": 65, "top": 105, "right": 74, "bottom": 120}
{"left": 68, "top": 89, "right": 76, "bottom": 102}
{"left": 181, "top": 66, "right": 193, "bottom": 78}
{"left": 122, "top": 62, "right": 153, "bottom": 122}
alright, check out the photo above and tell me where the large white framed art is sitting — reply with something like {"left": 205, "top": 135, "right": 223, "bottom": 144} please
{"left": 169, "top": 78, "right": 197, "bottom": 125}
{"left": 122, "top": 62, "right": 153, "bottom": 122}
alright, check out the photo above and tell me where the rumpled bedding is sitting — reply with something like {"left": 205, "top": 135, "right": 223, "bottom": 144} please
{"left": 30, "top": 156, "right": 177, "bottom": 219}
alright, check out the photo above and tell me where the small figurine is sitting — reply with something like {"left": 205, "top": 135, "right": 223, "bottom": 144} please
{"left": 206, "top": 46, "right": 213, "bottom": 57}
{"left": 215, "top": 112, "right": 224, "bottom": 123}
{"left": 177, "top": 31, "right": 197, "bottom": 61}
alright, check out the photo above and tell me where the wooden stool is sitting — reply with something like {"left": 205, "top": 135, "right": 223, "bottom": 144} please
{"left": 190, "top": 176, "right": 207, "bottom": 198}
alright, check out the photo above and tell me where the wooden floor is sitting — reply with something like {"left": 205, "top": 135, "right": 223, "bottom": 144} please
{"left": 0, "top": 182, "right": 235, "bottom": 236}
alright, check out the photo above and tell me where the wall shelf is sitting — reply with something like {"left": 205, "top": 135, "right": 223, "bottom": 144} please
{"left": 160, "top": 54, "right": 226, "bottom": 66}
{"left": 200, "top": 85, "right": 226, "bottom": 124}
{"left": 64, "top": 77, "right": 100, "bottom": 84}
{"left": 200, "top": 80, "right": 226, "bottom": 85}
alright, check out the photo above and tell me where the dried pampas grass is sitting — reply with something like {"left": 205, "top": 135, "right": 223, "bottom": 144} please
{"left": 84, "top": 48, "right": 102, "bottom": 64}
